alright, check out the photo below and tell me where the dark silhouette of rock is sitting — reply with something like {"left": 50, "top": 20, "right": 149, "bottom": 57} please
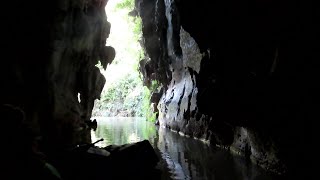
{"left": 100, "top": 46, "right": 116, "bottom": 70}
{"left": 54, "top": 140, "right": 159, "bottom": 180}
{"left": 85, "top": 119, "right": 98, "bottom": 131}
{"left": 1, "top": 104, "right": 62, "bottom": 180}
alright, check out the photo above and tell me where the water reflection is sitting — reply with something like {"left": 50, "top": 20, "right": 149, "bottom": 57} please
{"left": 91, "top": 117, "right": 157, "bottom": 147}
{"left": 92, "top": 117, "right": 277, "bottom": 180}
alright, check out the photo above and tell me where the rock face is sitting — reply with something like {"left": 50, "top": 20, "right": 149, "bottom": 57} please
{"left": 136, "top": 0, "right": 313, "bottom": 176}
{"left": 157, "top": 27, "right": 204, "bottom": 138}
{"left": 1, "top": 0, "right": 115, "bottom": 149}
{"left": 0, "top": 0, "right": 313, "bottom": 177}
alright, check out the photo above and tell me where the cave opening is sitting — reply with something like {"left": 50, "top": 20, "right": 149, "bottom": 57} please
{"left": 92, "top": 0, "right": 147, "bottom": 118}
{"left": 90, "top": 0, "right": 159, "bottom": 148}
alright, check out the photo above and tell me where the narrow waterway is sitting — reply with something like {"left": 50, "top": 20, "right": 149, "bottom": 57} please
{"left": 91, "top": 117, "right": 279, "bottom": 180}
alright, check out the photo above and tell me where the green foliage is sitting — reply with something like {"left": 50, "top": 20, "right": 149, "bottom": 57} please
{"left": 93, "top": 72, "right": 143, "bottom": 117}
{"left": 141, "top": 86, "right": 151, "bottom": 117}
{"left": 92, "top": 0, "right": 159, "bottom": 121}
{"left": 141, "top": 80, "right": 160, "bottom": 122}
{"left": 115, "top": 0, "right": 142, "bottom": 42}
{"left": 150, "top": 80, "right": 160, "bottom": 92}
{"left": 131, "top": 17, "right": 142, "bottom": 41}
{"left": 115, "top": 0, "right": 134, "bottom": 10}
{"left": 147, "top": 111, "right": 158, "bottom": 123}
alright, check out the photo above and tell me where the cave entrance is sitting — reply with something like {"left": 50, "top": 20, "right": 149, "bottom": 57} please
{"left": 92, "top": 0, "right": 151, "bottom": 119}
{"left": 90, "top": 0, "right": 159, "bottom": 147}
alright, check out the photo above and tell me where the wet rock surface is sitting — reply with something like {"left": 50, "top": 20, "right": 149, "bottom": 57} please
{"left": 136, "top": 0, "right": 313, "bottom": 176}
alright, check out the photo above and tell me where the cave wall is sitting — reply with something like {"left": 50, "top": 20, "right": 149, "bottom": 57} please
{"left": 1, "top": 0, "right": 115, "bottom": 149}
{"left": 136, "top": 0, "right": 313, "bottom": 175}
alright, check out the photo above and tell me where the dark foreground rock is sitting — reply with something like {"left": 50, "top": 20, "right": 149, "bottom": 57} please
{"left": 53, "top": 140, "right": 160, "bottom": 180}
{"left": 1, "top": 105, "right": 159, "bottom": 180}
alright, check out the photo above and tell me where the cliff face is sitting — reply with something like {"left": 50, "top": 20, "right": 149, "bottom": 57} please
{"left": 1, "top": 0, "right": 115, "bottom": 148}
{"left": 136, "top": 0, "right": 313, "bottom": 175}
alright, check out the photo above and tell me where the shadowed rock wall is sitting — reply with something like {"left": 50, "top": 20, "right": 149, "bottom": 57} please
{"left": 1, "top": 0, "right": 115, "bottom": 149}
{"left": 136, "top": 0, "right": 314, "bottom": 176}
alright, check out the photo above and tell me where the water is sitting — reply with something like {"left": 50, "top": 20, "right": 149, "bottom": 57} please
{"left": 91, "top": 117, "right": 278, "bottom": 180}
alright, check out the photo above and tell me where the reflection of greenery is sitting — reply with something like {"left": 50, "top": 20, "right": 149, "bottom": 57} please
{"left": 94, "top": 118, "right": 156, "bottom": 146}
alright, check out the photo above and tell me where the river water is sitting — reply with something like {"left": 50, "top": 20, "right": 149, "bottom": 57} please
{"left": 91, "top": 117, "right": 278, "bottom": 180}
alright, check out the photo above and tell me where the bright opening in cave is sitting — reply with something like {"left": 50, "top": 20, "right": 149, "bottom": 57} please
{"left": 92, "top": 0, "right": 154, "bottom": 119}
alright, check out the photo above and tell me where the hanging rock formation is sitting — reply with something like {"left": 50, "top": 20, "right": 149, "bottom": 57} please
{"left": 1, "top": 0, "right": 115, "bottom": 149}
{"left": 135, "top": 0, "right": 313, "bottom": 176}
